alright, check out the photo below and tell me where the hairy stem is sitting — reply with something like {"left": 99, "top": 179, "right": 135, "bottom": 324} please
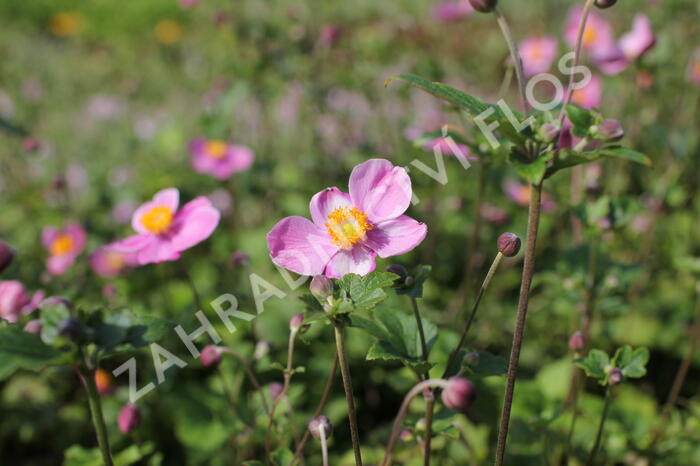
{"left": 410, "top": 296, "right": 434, "bottom": 465}
{"left": 265, "top": 328, "right": 299, "bottom": 464}
{"left": 444, "top": 252, "right": 504, "bottom": 378}
{"left": 586, "top": 386, "right": 612, "bottom": 466}
{"left": 334, "top": 324, "right": 363, "bottom": 466}
{"left": 494, "top": 183, "right": 543, "bottom": 466}
{"left": 291, "top": 355, "right": 339, "bottom": 464}
{"left": 494, "top": 6, "right": 529, "bottom": 117}
{"left": 319, "top": 423, "right": 329, "bottom": 466}
{"left": 381, "top": 379, "right": 450, "bottom": 466}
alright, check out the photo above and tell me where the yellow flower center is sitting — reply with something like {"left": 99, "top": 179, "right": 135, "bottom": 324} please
{"left": 51, "top": 235, "right": 74, "bottom": 255}
{"left": 528, "top": 45, "right": 543, "bottom": 61}
{"left": 49, "top": 12, "right": 83, "bottom": 37}
{"left": 154, "top": 19, "right": 182, "bottom": 45}
{"left": 205, "top": 140, "right": 228, "bottom": 159}
{"left": 105, "top": 251, "right": 126, "bottom": 269}
{"left": 141, "top": 206, "right": 173, "bottom": 234}
{"left": 583, "top": 27, "right": 597, "bottom": 47}
{"left": 325, "top": 207, "right": 372, "bottom": 250}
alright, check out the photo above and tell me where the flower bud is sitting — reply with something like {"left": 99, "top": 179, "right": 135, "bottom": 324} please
{"left": 95, "top": 368, "right": 116, "bottom": 395}
{"left": 568, "top": 331, "right": 585, "bottom": 352}
{"left": 231, "top": 251, "right": 250, "bottom": 268}
{"left": 594, "top": 0, "right": 617, "bottom": 9}
{"left": 0, "top": 242, "right": 15, "bottom": 273}
{"left": 200, "top": 345, "right": 223, "bottom": 368}
{"left": 289, "top": 313, "right": 305, "bottom": 332}
{"left": 469, "top": 0, "right": 498, "bottom": 13}
{"left": 254, "top": 340, "right": 271, "bottom": 360}
{"left": 23, "top": 319, "right": 42, "bottom": 335}
{"left": 270, "top": 382, "right": 284, "bottom": 400}
{"left": 539, "top": 122, "right": 560, "bottom": 142}
{"left": 442, "top": 377, "right": 477, "bottom": 412}
{"left": 399, "top": 429, "right": 414, "bottom": 442}
{"left": 594, "top": 119, "right": 624, "bottom": 142}
{"left": 118, "top": 403, "right": 141, "bottom": 434}
{"left": 497, "top": 232, "right": 521, "bottom": 257}
{"left": 386, "top": 264, "right": 408, "bottom": 282}
{"left": 308, "top": 415, "right": 333, "bottom": 440}
{"left": 58, "top": 317, "right": 84, "bottom": 342}
{"left": 310, "top": 275, "right": 333, "bottom": 300}
{"left": 608, "top": 367, "right": 623, "bottom": 385}
{"left": 463, "top": 351, "right": 480, "bottom": 367}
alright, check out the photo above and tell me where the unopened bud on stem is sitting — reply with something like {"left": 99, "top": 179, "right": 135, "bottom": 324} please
{"left": 568, "top": 331, "right": 585, "bottom": 352}
{"left": 310, "top": 275, "right": 333, "bottom": 300}
{"left": 0, "top": 242, "right": 15, "bottom": 273}
{"left": 497, "top": 232, "right": 521, "bottom": 257}
{"left": 200, "top": 345, "right": 223, "bottom": 367}
{"left": 442, "top": 377, "right": 477, "bottom": 411}
{"left": 308, "top": 416, "right": 333, "bottom": 440}
{"left": 118, "top": 403, "right": 141, "bottom": 433}
{"left": 594, "top": 0, "right": 617, "bottom": 9}
{"left": 289, "top": 313, "right": 305, "bottom": 332}
{"left": 594, "top": 119, "right": 624, "bottom": 142}
{"left": 469, "top": 0, "right": 498, "bottom": 13}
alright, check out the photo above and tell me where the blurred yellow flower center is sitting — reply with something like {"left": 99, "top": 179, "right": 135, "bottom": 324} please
{"left": 528, "top": 45, "right": 543, "bottom": 61}
{"left": 49, "top": 12, "right": 83, "bottom": 37}
{"left": 154, "top": 19, "right": 182, "bottom": 45}
{"left": 105, "top": 251, "right": 126, "bottom": 269}
{"left": 694, "top": 62, "right": 700, "bottom": 77}
{"left": 205, "top": 140, "right": 228, "bottom": 159}
{"left": 583, "top": 27, "right": 597, "bottom": 47}
{"left": 142, "top": 206, "right": 173, "bottom": 234}
{"left": 325, "top": 206, "right": 372, "bottom": 250}
{"left": 51, "top": 235, "right": 74, "bottom": 255}
{"left": 572, "top": 89, "right": 586, "bottom": 106}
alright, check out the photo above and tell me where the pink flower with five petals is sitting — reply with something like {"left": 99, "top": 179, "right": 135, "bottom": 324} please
{"left": 267, "top": 159, "right": 427, "bottom": 278}
{"left": 112, "top": 188, "right": 220, "bottom": 265}
{"left": 190, "top": 139, "right": 254, "bottom": 180}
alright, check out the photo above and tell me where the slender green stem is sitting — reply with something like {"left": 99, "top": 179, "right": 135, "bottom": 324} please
{"left": 265, "top": 328, "right": 299, "bottom": 464}
{"left": 494, "top": 183, "right": 543, "bottom": 466}
{"left": 444, "top": 252, "right": 504, "bottom": 378}
{"left": 83, "top": 369, "right": 114, "bottom": 466}
{"left": 291, "top": 355, "right": 339, "bottom": 464}
{"left": 334, "top": 324, "right": 363, "bottom": 466}
{"left": 562, "top": 375, "right": 581, "bottom": 464}
{"left": 319, "top": 423, "right": 330, "bottom": 466}
{"left": 411, "top": 297, "right": 429, "bottom": 364}
{"left": 409, "top": 297, "right": 434, "bottom": 465}
{"left": 586, "top": 386, "right": 612, "bottom": 466}
{"left": 381, "top": 379, "right": 450, "bottom": 466}
{"left": 494, "top": 6, "right": 529, "bottom": 117}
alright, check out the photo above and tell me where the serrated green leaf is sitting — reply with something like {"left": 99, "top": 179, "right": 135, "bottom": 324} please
{"left": 336, "top": 272, "right": 397, "bottom": 313}
{"left": 617, "top": 346, "right": 649, "bottom": 378}
{"left": 575, "top": 349, "right": 609, "bottom": 380}
{"left": 510, "top": 152, "right": 547, "bottom": 184}
{"left": 565, "top": 104, "right": 593, "bottom": 136}
{"left": 0, "top": 325, "right": 65, "bottom": 380}
{"left": 396, "top": 265, "right": 431, "bottom": 298}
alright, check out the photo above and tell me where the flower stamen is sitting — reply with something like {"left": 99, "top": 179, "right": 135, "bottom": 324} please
{"left": 142, "top": 206, "right": 173, "bottom": 234}
{"left": 50, "top": 235, "right": 74, "bottom": 255}
{"left": 325, "top": 206, "right": 372, "bottom": 250}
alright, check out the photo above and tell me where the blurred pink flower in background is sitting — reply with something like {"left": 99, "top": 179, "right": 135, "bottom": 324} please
{"left": 267, "top": 159, "right": 427, "bottom": 278}
{"left": 519, "top": 37, "right": 559, "bottom": 77}
{"left": 595, "top": 14, "right": 656, "bottom": 75}
{"left": 42, "top": 222, "right": 86, "bottom": 275}
{"left": 318, "top": 24, "right": 342, "bottom": 48}
{"left": 564, "top": 6, "right": 615, "bottom": 61}
{"left": 112, "top": 188, "right": 220, "bottom": 265}
{"left": 0, "top": 281, "right": 44, "bottom": 323}
{"left": 480, "top": 203, "right": 509, "bottom": 225}
{"left": 179, "top": 0, "right": 198, "bottom": 9}
{"left": 423, "top": 137, "right": 476, "bottom": 162}
{"left": 432, "top": 0, "right": 473, "bottom": 23}
{"left": 207, "top": 189, "right": 233, "bottom": 217}
{"left": 570, "top": 74, "right": 602, "bottom": 109}
{"left": 84, "top": 94, "right": 127, "bottom": 121}
{"left": 90, "top": 245, "right": 138, "bottom": 278}
{"left": 190, "top": 139, "right": 255, "bottom": 180}
{"left": 504, "top": 180, "right": 556, "bottom": 212}
{"left": 112, "top": 200, "right": 137, "bottom": 225}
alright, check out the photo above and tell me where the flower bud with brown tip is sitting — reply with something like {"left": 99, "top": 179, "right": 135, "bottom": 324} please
{"left": 442, "top": 377, "right": 477, "bottom": 411}
{"left": 595, "top": 0, "right": 617, "bottom": 9}
{"left": 308, "top": 415, "right": 333, "bottom": 440}
{"left": 497, "top": 232, "right": 521, "bottom": 257}
{"left": 469, "top": 0, "right": 498, "bottom": 13}
{"left": 200, "top": 345, "right": 222, "bottom": 368}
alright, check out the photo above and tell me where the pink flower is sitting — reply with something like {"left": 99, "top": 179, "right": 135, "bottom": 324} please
{"left": 42, "top": 222, "right": 86, "bottom": 275}
{"left": 90, "top": 245, "right": 138, "bottom": 278}
{"left": 432, "top": 0, "right": 473, "bottom": 23}
{"left": 519, "top": 37, "right": 559, "bottom": 77}
{"left": 0, "top": 281, "right": 44, "bottom": 323}
{"left": 112, "top": 188, "right": 220, "bottom": 265}
{"left": 564, "top": 6, "right": 616, "bottom": 61}
{"left": 504, "top": 181, "right": 556, "bottom": 212}
{"left": 688, "top": 49, "right": 700, "bottom": 88}
{"left": 179, "top": 0, "right": 198, "bottom": 8}
{"left": 595, "top": 14, "right": 656, "bottom": 75}
{"left": 189, "top": 139, "right": 254, "bottom": 180}
{"left": 570, "top": 74, "right": 602, "bottom": 109}
{"left": 423, "top": 137, "right": 476, "bottom": 162}
{"left": 267, "top": 159, "right": 427, "bottom": 278}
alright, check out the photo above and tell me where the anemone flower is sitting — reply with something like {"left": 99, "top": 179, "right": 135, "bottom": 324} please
{"left": 519, "top": 37, "right": 559, "bottom": 77}
{"left": 564, "top": 6, "right": 616, "bottom": 61}
{"left": 267, "top": 159, "right": 427, "bottom": 278}
{"left": 42, "top": 222, "right": 86, "bottom": 275}
{"left": 90, "top": 245, "right": 138, "bottom": 278}
{"left": 0, "top": 281, "right": 44, "bottom": 323}
{"left": 112, "top": 188, "right": 220, "bottom": 265}
{"left": 189, "top": 139, "right": 254, "bottom": 180}
{"left": 432, "top": 0, "right": 474, "bottom": 23}
{"left": 570, "top": 74, "right": 602, "bottom": 109}
{"left": 595, "top": 14, "right": 656, "bottom": 75}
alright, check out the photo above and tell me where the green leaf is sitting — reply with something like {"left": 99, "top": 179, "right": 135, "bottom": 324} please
{"left": 461, "top": 350, "right": 507, "bottom": 377}
{"left": 509, "top": 149, "right": 548, "bottom": 184}
{"left": 575, "top": 349, "right": 609, "bottom": 380}
{"left": 549, "top": 145, "right": 652, "bottom": 177}
{"left": 361, "top": 307, "right": 437, "bottom": 375}
{"left": 432, "top": 410, "right": 460, "bottom": 439}
{"left": 386, "top": 73, "right": 530, "bottom": 145}
{"left": 0, "top": 325, "right": 65, "bottom": 380}
{"left": 64, "top": 443, "right": 154, "bottom": 466}
{"left": 396, "top": 265, "right": 431, "bottom": 298}
{"left": 272, "top": 447, "right": 293, "bottom": 466}
{"left": 565, "top": 104, "right": 593, "bottom": 137}
{"left": 336, "top": 272, "right": 397, "bottom": 313}
{"left": 39, "top": 300, "right": 71, "bottom": 344}
{"left": 598, "top": 147, "right": 652, "bottom": 167}
{"left": 615, "top": 346, "right": 649, "bottom": 378}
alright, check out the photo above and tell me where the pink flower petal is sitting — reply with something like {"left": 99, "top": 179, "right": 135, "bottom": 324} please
{"left": 365, "top": 215, "right": 427, "bottom": 259}
{"left": 132, "top": 188, "right": 179, "bottom": 234}
{"left": 136, "top": 237, "right": 181, "bottom": 264}
{"left": 42, "top": 228, "right": 58, "bottom": 249}
{"left": 167, "top": 202, "right": 220, "bottom": 252}
{"left": 324, "top": 245, "right": 377, "bottom": 279}
{"left": 47, "top": 254, "right": 74, "bottom": 275}
{"left": 65, "top": 222, "right": 87, "bottom": 253}
{"left": 267, "top": 216, "right": 337, "bottom": 276}
{"left": 619, "top": 14, "right": 655, "bottom": 61}
{"left": 309, "top": 187, "right": 353, "bottom": 227}
{"left": 349, "top": 158, "right": 412, "bottom": 223}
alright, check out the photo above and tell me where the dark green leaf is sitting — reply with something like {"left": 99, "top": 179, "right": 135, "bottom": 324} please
{"left": 396, "top": 265, "right": 431, "bottom": 298}
{"left": 575, "top": 349, "right": 609, "bottom": 380}
{"left": 565, "top": 104, "right": 593, "bottom": 136}
{"left": 0, "top": 325, "right": 65, "bottom": 380}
